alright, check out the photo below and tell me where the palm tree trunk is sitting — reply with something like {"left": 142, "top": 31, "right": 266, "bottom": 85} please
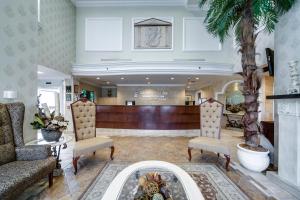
{"left": 240, "top": 2, "right": 261, "bottom": 147}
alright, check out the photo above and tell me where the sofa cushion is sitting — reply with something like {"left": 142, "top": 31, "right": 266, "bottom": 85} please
{"left": 73, "top": 136, "right": 113, "bottom": 157}
{"left": 0, "top": 143, "right": 15, "bottom": 165}
{"left": 0, "top": 157, "right": 56, "bottom": 200}
{"left": 188, "top": 137, "right": 231, "bottom": 155}
{"left": 0, "top": 104, "right": 15, "bottom": 165}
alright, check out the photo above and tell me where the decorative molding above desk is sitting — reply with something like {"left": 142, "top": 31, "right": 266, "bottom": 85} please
{"left": 266, "top": 93, "right": 300, "bottom": 100}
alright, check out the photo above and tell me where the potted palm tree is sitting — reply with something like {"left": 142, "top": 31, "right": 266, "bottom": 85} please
{"left": 198, "top": 0, "right": 295, "bottom": 172}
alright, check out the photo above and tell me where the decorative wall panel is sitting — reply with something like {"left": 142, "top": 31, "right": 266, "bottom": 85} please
{"left": 85, "top": 18, "right": 123, "bottom": 51}
{"left": 133, "top": 18, "right": 173, "bottom": 50}
{"left": 183, "top": 17, "right": 221, "bottom": 51}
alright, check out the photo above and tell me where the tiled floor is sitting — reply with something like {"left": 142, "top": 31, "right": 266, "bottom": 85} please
{"left": 29, "top": 129, "right": 271, "bottom": 200}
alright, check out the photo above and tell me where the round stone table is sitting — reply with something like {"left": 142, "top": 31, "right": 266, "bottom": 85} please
{"left": 101, "top": 160, "right": 204, "bottom": 200}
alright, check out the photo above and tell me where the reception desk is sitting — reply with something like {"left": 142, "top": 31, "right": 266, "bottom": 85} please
{"left": 96, "top": 105, "right": 200, "bottom": 130}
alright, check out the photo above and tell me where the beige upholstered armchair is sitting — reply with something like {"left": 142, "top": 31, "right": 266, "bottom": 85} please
{"left": 188, "top": 98, "right": 231, "bottom": 170}
{"left": 71, "top": 100, "right": 114, "bottom": 174}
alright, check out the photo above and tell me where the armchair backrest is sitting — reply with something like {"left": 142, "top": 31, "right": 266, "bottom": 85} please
{"left": 6, "top": 103, "right": 25, "bottom": 147}
{"left": 0, "top": 104, "right": 16, "bottom": 165}
{"left": 200, "top": 98, "right": 223, "bottom": 139}
{"left": 71, "top": 100, "right": 96, "bottom": 141}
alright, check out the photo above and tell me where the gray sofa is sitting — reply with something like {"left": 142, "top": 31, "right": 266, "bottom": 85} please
{"left": 0, "top": 103, "right": 56, "bottom": 200}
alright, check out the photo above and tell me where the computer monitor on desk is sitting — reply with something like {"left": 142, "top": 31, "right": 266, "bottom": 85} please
{"left": 125, "top": 101, "right": 135, "bottom": 106}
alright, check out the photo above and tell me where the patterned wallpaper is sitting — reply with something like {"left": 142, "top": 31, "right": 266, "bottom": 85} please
{"left": 275, "top": 1, "right": 300, "bottom": 94}
{"left": 0, "top": 0, "right": 38, "bottom": 142}
{"left": 38, "top": 0, "right": 76, "bottom": 75}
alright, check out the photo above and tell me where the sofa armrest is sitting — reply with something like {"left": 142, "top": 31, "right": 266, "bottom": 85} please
{"left": 16, "top": 145, "right": 52, "bottom": 161}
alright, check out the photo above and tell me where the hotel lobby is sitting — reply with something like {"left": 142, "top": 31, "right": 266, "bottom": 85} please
{"left": 0, "top": 0, "right": 300, "bottom": 199}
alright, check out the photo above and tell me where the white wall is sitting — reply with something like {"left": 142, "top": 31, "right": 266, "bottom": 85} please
{"left": 273, "top": 0, "right": 300, "bottom": 168}
{"left": 76, "top": 7, "right": 235, "bottom": 65}
{"left": 97, "top": 85, "right": 185, "bottom": 105}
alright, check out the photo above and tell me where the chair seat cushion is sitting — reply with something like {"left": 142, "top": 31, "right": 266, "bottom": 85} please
{"left": 73, "top": 136, "right": 113, "bottom": 157}
{"left": 188, "top": 137, "right": 230, "bottom": 155}
{"left": 0, "top": 157, "right": 56, "bottom": 199}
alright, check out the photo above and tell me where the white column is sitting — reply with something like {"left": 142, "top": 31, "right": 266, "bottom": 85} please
{"left": 54, "top": 92, "right": 60, "bottom": 116}
{"left": 277, "top": 99, "right": 300, "bottom": 187}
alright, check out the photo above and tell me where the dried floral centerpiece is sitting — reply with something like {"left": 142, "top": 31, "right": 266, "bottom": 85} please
{"left": 134, "top": 172, "right": 173, "bottom": 200}
{"left": 31, "top": 111, "right": 68, "bottom": 142}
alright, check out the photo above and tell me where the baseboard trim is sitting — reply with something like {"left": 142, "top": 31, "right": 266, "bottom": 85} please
{"left": 266, "top": 171, "right": 300, "bottom": 198}
{"left": 231, "top": 162, "right": 299, "bottom": 199}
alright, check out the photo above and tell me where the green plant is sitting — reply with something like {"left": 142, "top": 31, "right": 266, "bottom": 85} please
{"left": 198, "top": 0, "right": 296, "bottom": 147}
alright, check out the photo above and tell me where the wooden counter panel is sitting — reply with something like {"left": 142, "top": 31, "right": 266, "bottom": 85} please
{"left": 96, "top": 105, "right": 200, "bottom": 130}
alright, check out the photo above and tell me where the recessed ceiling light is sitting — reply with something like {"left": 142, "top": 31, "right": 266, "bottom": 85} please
{"left": 120, "top": 77, "right": 125, "bottom": 80}
{"left": 170, "top": 77, "right": 175, "bottom": 80}
{"left": 195, "top": 77, "right": 199, "bottom": 80}
{"left": 187, "top": 86, "right": 190, "bottom": 89}
{"left": 106, "top": 81, "right": 110, "bottom": 84}
{"left": 37, "top": 71, "right": 43, "bottom": 74}
{"left": 145, "top": 77, "right": 150, "bottom": 80}
{"left": 96, "top": 77, "right": 100, "bottom": 80}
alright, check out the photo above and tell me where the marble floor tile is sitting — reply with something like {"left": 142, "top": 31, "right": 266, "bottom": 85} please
{"left": 22, "top": 129, "right": 271, "bottom": 200}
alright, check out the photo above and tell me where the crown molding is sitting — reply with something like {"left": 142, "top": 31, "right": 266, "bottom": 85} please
{"left": 72, "top": 61, "right": 235, "bottom": 76}
{"left": 117, "top": 84, "right": 185, "bottom": 87}
{"left": 74, "top": 0, "right": 186, "bottom": 7}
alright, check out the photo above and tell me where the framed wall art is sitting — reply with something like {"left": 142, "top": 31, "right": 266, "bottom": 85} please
{"left": 132, "top": 17, "right": 173, "bottom": 50}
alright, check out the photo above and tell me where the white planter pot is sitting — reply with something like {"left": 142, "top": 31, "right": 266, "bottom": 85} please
{"left": 237, "top": 143, "right": 270, "bottom": 172}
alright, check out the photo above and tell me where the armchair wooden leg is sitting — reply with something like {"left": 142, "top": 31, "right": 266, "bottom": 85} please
{"left": 48, "top": 172, "right": 53, "bottom": 187}
{"left": 73, "top": 156, "right": 80, "bottom": 175}
{"left": 200, "top": 149, "right": 203, "bottom": 154}
{"left": 188, "top": 147, "right": 192, "bottom": 161}
{"left": 110, "top": 146, "right": 115, "bottom": 160}
{"left": 225, "top": 155, "right": 230, "bottom": 171}
{"left": 93, "top": 151, "right": 96, "bottom": 155}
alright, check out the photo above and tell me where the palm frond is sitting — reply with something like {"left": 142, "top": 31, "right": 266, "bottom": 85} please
{"left": 204, "top": 0, "right": 245, "bottom": 42}
{"left": 200, "top": 0, "right": 296, "bottom": 41}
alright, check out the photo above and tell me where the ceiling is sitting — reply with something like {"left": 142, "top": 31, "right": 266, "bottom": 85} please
{"left": 75, "top": 74, "right": 242, "bottom": 90}
{"left": 71, "top": 0, "right": 201, "bottom": 8}
{"left": 38, "top": 65, "right": 70, "bottom": 80}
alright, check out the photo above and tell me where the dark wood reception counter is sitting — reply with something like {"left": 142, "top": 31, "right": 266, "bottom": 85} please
{"left": 96, "top": 105, "right": 200, "bottom": 130}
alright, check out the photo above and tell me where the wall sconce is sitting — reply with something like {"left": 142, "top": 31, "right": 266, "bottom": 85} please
{"left": 3, "top": 90, "right": 17, "bottom": 102}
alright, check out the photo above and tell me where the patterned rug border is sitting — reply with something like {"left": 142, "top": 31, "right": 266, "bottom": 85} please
{"left": 80, "top": 161, "right": 249, "bottom": 200}
{"left": 77, "top": 161, "right": 109, "bottom": 200}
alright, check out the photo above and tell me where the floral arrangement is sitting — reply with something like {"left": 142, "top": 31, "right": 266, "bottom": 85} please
{"left": 30, "top": 112, "right": 68, "bottom": 132}
{"left": 226, "top": 103, "right": 244, "bottom": 113}
{"left": 134, "top": 172, "right": 173, "bottom": 200}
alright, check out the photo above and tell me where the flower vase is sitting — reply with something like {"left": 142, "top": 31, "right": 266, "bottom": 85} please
{"left": 41, "top": 129, "right": 62, "bottom": 142}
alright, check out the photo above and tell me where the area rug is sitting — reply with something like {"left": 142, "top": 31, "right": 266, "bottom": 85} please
{"left": 81, "top": 162, "right": 249, "bottom": 200}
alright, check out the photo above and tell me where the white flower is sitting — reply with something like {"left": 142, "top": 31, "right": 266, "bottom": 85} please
{"left": 52, "top": 120, "right": 58, "bottom": 125}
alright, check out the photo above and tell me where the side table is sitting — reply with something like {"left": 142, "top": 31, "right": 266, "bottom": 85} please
{"left": 27, "top": 134, "right": 73, "bottom": 176}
